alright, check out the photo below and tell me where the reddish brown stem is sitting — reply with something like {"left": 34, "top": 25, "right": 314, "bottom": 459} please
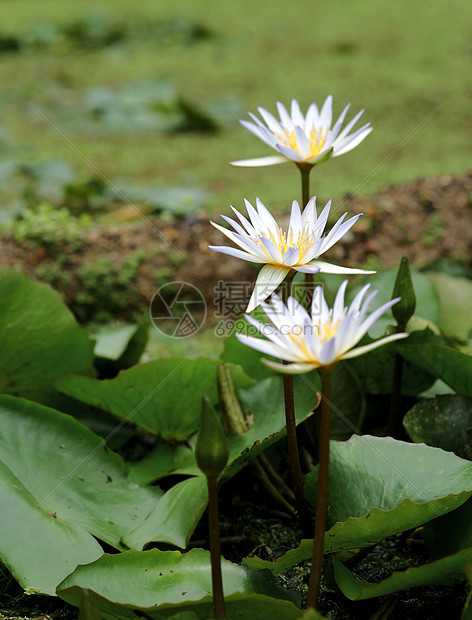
{"left": 306, "top": 368, "right": 332, "bottom": 610}
{"left": 207, "top": 475, "right": 226, "bottom": 619}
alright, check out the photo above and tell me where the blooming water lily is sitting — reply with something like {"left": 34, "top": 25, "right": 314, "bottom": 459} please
{"left": 231, "top": 96, "right": 373, "bottom": 167}
{"left": 209, "top": 197, "right": 373, "bottom": 312}
{"left": 236, "top": 280, "right": 408, "bottom": 372}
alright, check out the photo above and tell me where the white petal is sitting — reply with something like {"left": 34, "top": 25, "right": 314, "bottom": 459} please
{"left": 208, "top": 245, "right": 264, "bottom": 263}
{"left": 230, "top": 205, "right": 256, "bottom": 235}
{"left": 220, "top": 214, "right": 249, "bottom": 237}
{"left": 291, "top": 99, "right": 305, "bottom": 127}
{"left": 334, "top": 124, "right": 373, "bottom": 156}
{"left": 319, "top": 95, "right": 333, "bottom": 130}
{"left": 319, "top": 338, "right": 337, "bottom": 366}
{"left": 258, "top": 106, "right": 284, "bottom": 135}
{"left": 239, "top": 120, "right": 275, "bottom": 148}
{"left": 330, "top": 103, "right": 351, "bottom": 140}
{"left": 332, "top": 280, "right": 349, "bottom": 321}
{"left": 255, "top": 197, "right": 279, "bottom": 235}
{"left": 235, "top": 333, "right": 287, "bottom": 359}
{"left": 349, "top": 283, "right": 372, "bottom": 316}
{"left": 244, "top": 199, "right": 266, "bottom": 231}
{"left": 247, "top": 264, "right": 290, "bottom": 312}
{"left": 288, "top": 200, "right": 303, "bottom": 239}
{"left": 313, "top": 199, "right": 332, "bottom": 237}
{"left": 311, "top": 260, "right": 376, "bottom": 275}
{"left": 355, "top": 297, "right": 401, "bottom": 341}
{"left": 293, "top": 264, "right": 321, "bottom": 274}
{"left": 319, "top": 213, "right": 361, "bottom": 254}
{"left": 305, "top": 102, "right": 320, "bottom": 131}
{"left": 259, "top": 236, "right": 283, "bottom": 262}
{"left": 295, "top": 126, "right": 312, "bottom": 160}
{"left": 275, "top": 143, "right": 305, "bottom": 162}
{"left": 230, "top": 155, "right": 288, "bottom": 167}
{"left": 282, "top": 245, "right": 300, "bottom": 266}
{"left": 210, "top": 221, "right": 257, "bottom": 254}
{"left": 342, "top": 332, "right": 408, "bottom": 360}
{"left": 276, "top": 101, "right": 293, "bottom": 130}
{"left": 335, "top": 109, "right": 365, "bottom": 142}
{"left": 301, "top": 196, "right": 317, "bottom": 228}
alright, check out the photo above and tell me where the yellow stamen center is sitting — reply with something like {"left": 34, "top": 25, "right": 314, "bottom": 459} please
{"left": 255, "top": 226, "right": 317, "bottom": 265}
{"left": 277, "top": 127, "right": 328, "bottom": 159}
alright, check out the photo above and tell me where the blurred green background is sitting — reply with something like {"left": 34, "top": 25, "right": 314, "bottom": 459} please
{"left": 0, "top": 0, "right": 471, "bottom": 219}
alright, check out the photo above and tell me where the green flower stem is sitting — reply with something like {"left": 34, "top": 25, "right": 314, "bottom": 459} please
{"left": 207, "top": 475, "right": 226, "bottom": 619}
{"left": 306, "top": 367, "right": 332, "bottom": 611}
{"left": 298, "top": 164, "right": 312, "bottom": 209}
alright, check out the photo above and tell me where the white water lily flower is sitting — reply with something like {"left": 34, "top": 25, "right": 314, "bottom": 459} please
{"left": 236, "top": 281, "right": 408, "bottom": 372}
{"left": 209, "top": 197, "right": 373, "bottom": 312}
{"left": 231, "top": 96, "right": 372, "bottom": 167}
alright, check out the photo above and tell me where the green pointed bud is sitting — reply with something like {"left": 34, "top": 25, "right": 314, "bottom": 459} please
{"left": 195, "top": 396, "right": 229, "bottom": 478}
{"left": 392, "top": 256, "right": 416, "bottom": 329}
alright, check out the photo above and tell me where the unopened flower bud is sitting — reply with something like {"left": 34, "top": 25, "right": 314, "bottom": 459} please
{"left": 392, "top": 256, "right": 416, "bottom": 330}
{"left": 195, "top": 396, "right": 229, "bottom": 478}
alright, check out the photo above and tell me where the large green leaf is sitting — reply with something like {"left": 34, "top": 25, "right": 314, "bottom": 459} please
{"left": 396, "top": 341, "right": 472, "bottom": 396}
{"left": 425, "top": 272, "right": 472, "bottom": 341}
{"left": 333, "top": 497, "right": 472, "bottom": 599}
{"left": 123, "top": 476, "right": 208, "bottom": 550}
{"left": 56, "top": 358, "right": 221, "bottom": 441}
{"left": 57, "top": 549, "right": 302, "bottom": 619}
{"left": 332, "top": 549, "right": 472, "bottom": 600}
{"left": 0, "top": 267, "right": 95, "bottom": 407}
{"left": 0, "top": 395, "right": 163, "bottom": 594}
{"left": 128, "top": 375, "right": 321, "bottom": 486}
{"left": 245, "top": 436, "right": 472, "bottom": 574}
{"left": 404, "top": 395, "right": 472, "bottom": 458}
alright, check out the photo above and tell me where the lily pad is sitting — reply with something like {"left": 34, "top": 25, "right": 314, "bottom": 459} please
{"left": 56, "top": 358, "right": 221, "bottom": 441}
{"left": 0, "top": 395, "right": 162, "bottom": 594}
{"left": 0, "top": 267, "right": 95, "bottom": 408}
{"left": 244, "top": 436, "right": 472, "bottom": 574}
{"left": 57, "top": 549, "right": 302, "bottom": 619}
{"left": 396, "top": 340, "right": 472, "bottom": 396}
{"left": 127, "top": 375, "right": 320, "bottom": 485}
{"left": 404, "top": 394, "right": 472, "bottom": 458}
{"left": 332, "top": 548, "right": 472, "bottom": 600}
{"left": 123, "top": 476, "right": 208, "bottom": 550}
{"left": 425, "top": 272, "right": 472, "bottom": 341}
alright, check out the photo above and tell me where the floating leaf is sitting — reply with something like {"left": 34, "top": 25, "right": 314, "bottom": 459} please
{"left": 404, "top": 395, "right": 472, "bottom": 458}
{"left": 123, "top": 476, "right": 208, "bottom": 550}
{"left": 245, "top": 436, "right": 472, "bottom": 574}
{"left": 0, "top": 267, "right": 95, "bottom": 408}
{"left": 332, "top": 549, "right": 472, "bottom": 600}
{"left": 127, "top": 375, "right": 320, "bottom": 486}
{"left": 56, "top": 358, "right": 221, "bottom": 441}
{"left": 0, "top": 395, "right": 162, "bottom": 594}
{"left": 57, "top": 549, "right": 301, "bottom": 619}
{"left": 425, "top": 272, "right": 472, "bottom": 341}
{"left": 396, "top": 340, "right": 472, "bottom": 396}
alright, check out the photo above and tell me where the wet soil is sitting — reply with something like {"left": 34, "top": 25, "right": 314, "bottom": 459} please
{"left": 1, "top": 171, "right": 472, "bottom": 322}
